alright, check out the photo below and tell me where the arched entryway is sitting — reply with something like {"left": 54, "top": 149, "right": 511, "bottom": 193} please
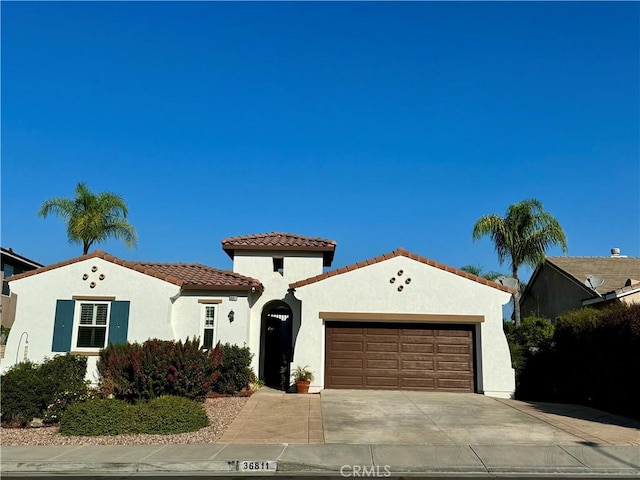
{"left": 260, "top": 301, "right": 293, "bottom": 390}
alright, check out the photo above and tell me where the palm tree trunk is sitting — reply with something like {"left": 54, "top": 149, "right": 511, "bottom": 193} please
{"left": 512, "top": 268, "right": 521, "bottom": 327}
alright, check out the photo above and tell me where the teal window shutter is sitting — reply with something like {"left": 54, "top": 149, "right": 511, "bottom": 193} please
{"left": 52, "top": 300, "right": 75, "bottom": 352}
{"left": 108, "top": 301, "right": 130, "bottom": 345}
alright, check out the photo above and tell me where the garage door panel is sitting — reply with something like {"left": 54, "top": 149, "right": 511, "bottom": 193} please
{"left": 437, "top": 378, "right": 473, "bottom": 391}
{"left": 325, "top": 322, "right": 475, "bottom": 392}
{"left": 332, "top": 341, "right": 365, "bottom": 352}
{"left": 367, "top": 342, "right": 399, "bottom": 352}
{"left": 437, "top": 344, "right": 471, "bottom": 355}
{"left": 330, "top": 358, "right": 363, "bottom": 369}
{"left": 401, "top": 343, "right": 435, "bottom": 353}
{"left": 367, "top": 359, "right": 399, "bottom": 369}
{"left": 401, "top": 377, "right": 436, "bottom": 389}
{"left": 366, "top": 334, "right": 400, "bottom": 343}
{"left": 435, "top": 328, "right": 471, "bottom": 337}
{"left": 329, "top": 375, "right": 364, "bottom": 387}
{"left": 437, "top": 360, "right": 473, "bottom": 372}
{"left": 366, "top": 376, "right": 399, "bottom": 387}
{"left": 402, "top": 360, "right": 434, "bottom": 371}
{"left": 401, "top": 328, "right": 434, "bottom": 337}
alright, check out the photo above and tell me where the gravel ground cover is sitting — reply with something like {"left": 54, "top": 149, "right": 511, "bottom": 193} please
{"left": 1, "top": 397, "right": 247, "bottom": 446}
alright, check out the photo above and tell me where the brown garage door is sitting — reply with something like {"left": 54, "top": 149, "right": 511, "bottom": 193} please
{"left": 325, "top": 322, "right": 475, "bottom": 392}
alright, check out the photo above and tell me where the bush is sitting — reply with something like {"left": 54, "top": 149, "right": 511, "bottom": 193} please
{"left": 504, "top": 316, "right": 554, "bottom": 382}
{"left": 518, "top": 303, "right": 640, "bottom": 419}
{"left": 215, "top": 343, "right": 256, "bottom": 394}
{"left": 1, "top": 362, "right": 47, "bottom": 426}
{"left": 135, "top": 396, "right": 209, "bottom": 434}
{"left": 59, "top": 396, "right": 209, "bottom": 436}
{"left": 97, "top": 338, "right": 222, "bottom": 402}
{"left": 59, "top": 399, "right": 134, "bottom": 436}
{"left": 1, "top": 355, "right": 88, "bottom": 427}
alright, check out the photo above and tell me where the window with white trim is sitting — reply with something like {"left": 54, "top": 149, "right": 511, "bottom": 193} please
{"left": 202, "top": 305, "right": 216, "bottom": 349}
{"left": 73, "top": 302, "right": 110, "bottom": 349}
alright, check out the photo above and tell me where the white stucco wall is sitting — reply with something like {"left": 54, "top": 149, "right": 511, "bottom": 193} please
{"left": 233, "top": 251, "right": 324, "bottom": 375}
{"left": 291, "top": 255, "right": 516, "bottom": 398}
{"left": 1, "top": 258, "right": 180, "bottom": 381}
{"left": 171, "top": 291, "right": 252, "bottom": 348}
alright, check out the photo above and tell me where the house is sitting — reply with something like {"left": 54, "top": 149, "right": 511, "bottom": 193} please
{"left": 2, "top": 232, "right": 517, "bottom": 398}
{"left": 520, "top": 249, "right": 640, "bottom": 320}
{"left": 1, "top": 247, "right": 44, "bottom": 330}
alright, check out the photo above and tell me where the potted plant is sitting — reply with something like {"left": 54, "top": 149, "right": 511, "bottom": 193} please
{"left": 293, "top": 365, "right": 314, "bottom": 394}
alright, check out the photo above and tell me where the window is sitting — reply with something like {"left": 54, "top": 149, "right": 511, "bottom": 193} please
{"left": 202, "top": 305, "right": 216, "bottom": 349}
{"left": 2, "top": 264, "right": 14, "bottom": 295}
{"left": 74, "top": 302, "right": 110, "bottom": 349}
{"left": 52, "top": 299, "right": 129, "bottom": 353}
{"left": 273, "top": 257, "right": 284, "bottom": 275}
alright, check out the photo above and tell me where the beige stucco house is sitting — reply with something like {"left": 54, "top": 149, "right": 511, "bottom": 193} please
{"left": 520, "top": 251, "right": 640, "bottom": 320}
{"left": 2, "top": 232, "right": 516, "bottom": 398}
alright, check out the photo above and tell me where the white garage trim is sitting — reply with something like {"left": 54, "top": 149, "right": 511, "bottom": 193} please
{"left": 319, "top": 312, "right": 484, "bottom": 323}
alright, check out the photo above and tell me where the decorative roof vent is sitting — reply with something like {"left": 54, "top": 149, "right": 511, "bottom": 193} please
{"left": 610, "top": 248, "right": 628, "bottom": 258}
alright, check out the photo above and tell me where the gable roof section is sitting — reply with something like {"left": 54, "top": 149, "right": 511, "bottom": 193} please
{"left": 289, "top": 247, "right": 516, "bottom": 294}
{"left": 7, "top": 250, "right": 264, "bottom": 292}
{"left": 222, "top": 232, "right": 337, "bottom": 266}
{"left": 545, "top": 256, "right": 640, "bottom": 295}
{"left": 1, "top": 247, "right": 44, "bottom": 269}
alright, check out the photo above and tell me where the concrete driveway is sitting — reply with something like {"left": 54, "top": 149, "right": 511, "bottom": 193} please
{"left": 321, "top": 389, "right": 640, "bottom": 445}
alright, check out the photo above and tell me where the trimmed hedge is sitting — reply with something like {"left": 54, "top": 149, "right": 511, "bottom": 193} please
{"left": 216, "top": 343, "right": 256, "bottom": 394}
{"left": 97, "top": 338, "right": 222, "bottom": 402}
{"left": 518, "top": 303, "right": 640, "bottom": 419}
{"left": 1, "top": 355, "right": 89, "bottom": 427}
{"left": 59, "top": 396, "right": 209, "bottom": 436}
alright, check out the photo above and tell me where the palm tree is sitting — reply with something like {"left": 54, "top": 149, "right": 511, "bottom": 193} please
{"left": 460, "top": 264, "right": 504, "bottom": 282}
{"left": 39, "top": 182, "right": 138, "bottom": 255}
{"left": 472, "top": 199, "right": 567, "bottom": 326}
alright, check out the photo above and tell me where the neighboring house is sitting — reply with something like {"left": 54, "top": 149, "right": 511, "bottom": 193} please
{"left": 1, "top": 247, "right": 44, "bottom": 330}
{"left": 2, "top": 232, "right": 517, "bottom": 398}
{"left": 520, "top": 250, "right": 640, "bottom": 320}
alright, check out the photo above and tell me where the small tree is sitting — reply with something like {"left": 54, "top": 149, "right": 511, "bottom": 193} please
{"left": 39, "top": 182, "right": 138, "bottom": 255}
{"left": 472, "top": 199, "right": 567, "bottom": 326}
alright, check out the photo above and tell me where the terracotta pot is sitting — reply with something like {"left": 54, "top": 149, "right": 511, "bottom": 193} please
{"left": 296, "top": 380, "right": 310, "bottom": 394}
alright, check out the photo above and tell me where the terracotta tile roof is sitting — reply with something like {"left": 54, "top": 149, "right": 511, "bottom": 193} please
{"left": 289, "top": 247, "right": 516, "bottom": 294}
{"left": 7, "top": 250, "right": 264, "bottom": 292}
{"left": 222, "top": 232, "right": 337, "bottom": 266}
{"left": 132, "top": 262, "right": 263, "bottom": 291}
{"left": 546, "top": 256, "right": 640, "bottom": 295}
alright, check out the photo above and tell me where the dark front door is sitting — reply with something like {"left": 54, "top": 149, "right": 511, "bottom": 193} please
{"left": 262, "top": 307, "right": 293, "bottom": 390}
{"left": 264, "top": 315, "right": 284, "bottom": 388}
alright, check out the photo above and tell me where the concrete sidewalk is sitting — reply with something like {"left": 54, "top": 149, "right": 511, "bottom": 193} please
{"left": 2, "top": 442, "right": 640, "bottom": 477}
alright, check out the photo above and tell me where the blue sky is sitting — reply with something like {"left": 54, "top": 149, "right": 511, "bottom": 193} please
{"left": 2, "top": 2, "right": 639, "bottom": 281}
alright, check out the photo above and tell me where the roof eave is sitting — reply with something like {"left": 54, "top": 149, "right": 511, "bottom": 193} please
{"left": 181, "top": 284, "right": 264, "bottom": 293}
{"left": 289, "top": 248, "right": 516, "bottom": 294}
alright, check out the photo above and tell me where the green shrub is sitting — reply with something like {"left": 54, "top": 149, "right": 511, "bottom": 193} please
{"left": 135, "top": 396, "right": 209, "bottom": 434}
{"left": 518, "top": 303, "right": 640, "bottom": 419}
{"left": 215, "top": 343, "right": 256, "bottom": 394}
{"left": 59, "top": 399, "right": 134, "bottom": 436}
{"left": 97, "top": 338, "right": 222, "bottom": 402}
{"left": 1, "top": 355, "right": 88, "bottom": 427}
{"left": 59, "top": 396, "right": 208, "bottom": 436}
{"left": 504, "top": 316, "right": 554, "bottom": 380}
{"left": 1, "top": 362, "right": 47, "bottom": 426}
